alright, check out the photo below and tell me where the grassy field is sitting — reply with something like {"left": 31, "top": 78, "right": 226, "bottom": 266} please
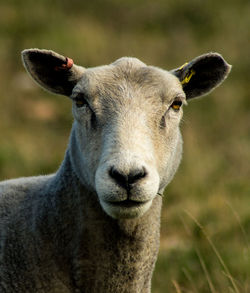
{"left": 0, "top": 0, "right": 249, "bottom": 292}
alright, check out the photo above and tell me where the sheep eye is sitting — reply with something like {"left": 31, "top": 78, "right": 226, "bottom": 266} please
{"left": 170, "top": 100, "right": 182, "bottom": 111}
{"left": 75, "top": 95, "right": 89, "bottom": 108}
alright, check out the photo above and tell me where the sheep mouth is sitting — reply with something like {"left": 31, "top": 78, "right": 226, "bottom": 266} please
{"left": 107, "top": 199, "right": 148, "bottom": 208}
{"left": 101, "top": 198, "right": 153, "bottom": 218}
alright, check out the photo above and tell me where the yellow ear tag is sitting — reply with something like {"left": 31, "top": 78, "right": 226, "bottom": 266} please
{"left": 177, "top": 62, "right": 188, "bottom": 71}
{"left": 181, "top": 69, "right": 196, "bottom": 85}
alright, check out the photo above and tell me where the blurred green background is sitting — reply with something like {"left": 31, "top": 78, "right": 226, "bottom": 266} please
{"left": 0, "top": 0, "right": 249, "bottom": 292}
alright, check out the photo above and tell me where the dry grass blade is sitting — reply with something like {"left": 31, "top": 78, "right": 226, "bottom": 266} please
{"left": 225, "top": 200, "right": 250, "bottom": 252}
{"left": 222, "top": 271, "right": 244, "bottom": 293}
{"left": 182, "top": 267, "right": 199, "bottom": 293}
{"left": 172, "top": 280, "right": 182, "bottom": 293}
{"left": 184, "top": 210, "right": 240, "bottom": 293}
{"left": 196, "top": 248, "right": 217, "bottom": 293}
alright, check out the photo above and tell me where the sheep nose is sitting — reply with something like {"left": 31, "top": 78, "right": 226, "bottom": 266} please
{"left": 109, "top": 166, "right": 147, "bottom": 189}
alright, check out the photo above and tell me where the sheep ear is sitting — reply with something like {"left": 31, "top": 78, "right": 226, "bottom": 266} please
{"left": 171, "top": 53, "right": 231, "bottom": 99}
{"left": 22, "top": 49, "right": 85, "bottom": 96}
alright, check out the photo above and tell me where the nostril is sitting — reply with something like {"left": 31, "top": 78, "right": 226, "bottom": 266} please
{"left": 128, "top": 167, "right": 147, "bottom": 184}
{"left": 109, "top": 166, "right": 147, "bottom": 189}
{"left": 109, "top": 167, "right": 128, "bottom": 189}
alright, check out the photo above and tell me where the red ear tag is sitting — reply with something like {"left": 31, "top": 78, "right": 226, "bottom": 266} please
{"left": 55, "top": 57, "right": 74, "bottom": 71}
{"left": 65, "top": 57, "right": 74, "bottom": 69}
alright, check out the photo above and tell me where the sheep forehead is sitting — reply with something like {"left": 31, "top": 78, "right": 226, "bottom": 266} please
{"left": 111, "top": 56, "right": 147, "bottom": 68}
{"left": 76, "top": 57, "right": 183, "bottom": 103}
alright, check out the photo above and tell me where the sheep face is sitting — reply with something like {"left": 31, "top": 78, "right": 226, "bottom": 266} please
{"left": 21, "top": 49, "right": 231, "bottom": 219}
{"left": 70, "top": 58, "right": 184, "bottom": 218}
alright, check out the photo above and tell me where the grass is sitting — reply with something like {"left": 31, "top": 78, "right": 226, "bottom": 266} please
{"left": 153, "top": 198, "right": 250, "bottom": 292}
{"left": 0, "top": 0, "right": 249, "bottom": 292}
{"left": 185, "top": 210, "right": 240, "bottom": 293}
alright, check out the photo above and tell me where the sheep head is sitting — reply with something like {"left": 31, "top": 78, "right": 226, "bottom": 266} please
{"left": 22, "top": 49, "right": 231, "bottom": 219}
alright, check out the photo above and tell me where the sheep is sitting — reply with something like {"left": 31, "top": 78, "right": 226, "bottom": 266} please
{"left": 0, "top": 49, "right": 231, "bottom": 293}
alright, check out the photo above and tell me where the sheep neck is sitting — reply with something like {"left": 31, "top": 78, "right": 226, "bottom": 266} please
{"left": 47, "top": 150, "right": 163, "bottom": 292}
